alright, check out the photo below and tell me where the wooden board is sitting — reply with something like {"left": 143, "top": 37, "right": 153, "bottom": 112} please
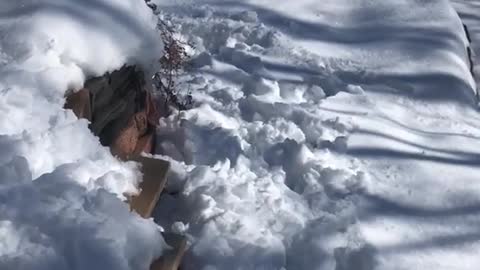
{"left": 64, "top": 88, "right": 92, "bottom": 120}
{"left": 133, "top": 131, "right": 155, "bottom": 157}
{"left": 129, "top": 156, "right": 170, "bottom": 218}
{"left": 151, "top": 233, "right": 187, "bottom": 270}
{"left": 127, "top": 156, "right": 187, "bottom": 270}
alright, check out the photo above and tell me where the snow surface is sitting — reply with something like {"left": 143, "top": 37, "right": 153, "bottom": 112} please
{"left": 0, "top": 0, "right": 166, "bottom": 269}
{"left": 452, "top": 0, "right": 480, "bottom": 90}
{"left": 152, "top": 0, "right": 480, "bottom": 269}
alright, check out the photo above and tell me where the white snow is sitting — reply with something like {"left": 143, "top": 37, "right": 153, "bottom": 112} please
{"left": 3, "top": 0, "right": 480, "bottom": 269}
{"left": 152, "top": 0, "right": 480, "bottom": 269}
{"left": 0, "top": 0, "right": 166, "bottom": 269}
{"left": 452, "top": 0, "right": 480, "bottom": 90}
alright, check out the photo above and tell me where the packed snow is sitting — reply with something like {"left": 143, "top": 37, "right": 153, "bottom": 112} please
{"left": 0, "top": 0, "right": 166, "bottom": 269}
{"left": 151, "top": 0, "right": 480, "bottom": 269}
{"left": 452, "top": 0, "right": 480, "bottom": 89}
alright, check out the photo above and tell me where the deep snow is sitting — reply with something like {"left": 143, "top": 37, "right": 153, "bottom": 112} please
{"left": 151, "top": 0, "right": 480, "bottom": 269}
{"left": 2, "top": 0, "right": 480, "bottom": 269}
{"left": 452, "top": 0, "right": 480, "bottom": 90}
{"left": 0, "top": 1, "right": 166, "bottom": 269}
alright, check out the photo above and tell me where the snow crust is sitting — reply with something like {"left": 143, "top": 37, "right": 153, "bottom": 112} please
{"left": 0, "top": 0, "right": 165, "bottom": 269}
{"left": 152, "top": 0, "right": 480, "bottom": 269}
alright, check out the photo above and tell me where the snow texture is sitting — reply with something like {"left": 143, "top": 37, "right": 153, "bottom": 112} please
{"left": 452, "top": 0, "right": 480, "bottom": 92}
{"left": 152, "top": 0, "right": 480, "bottom": 269}
{"left": 0, "top": 0, "right": 165, "bottom": 269}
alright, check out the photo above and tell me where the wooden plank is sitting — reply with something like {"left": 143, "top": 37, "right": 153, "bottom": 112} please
{"left": 127, "top": 157, "right": 187, "bottom": 270}
{"left": 64, "top": 88, "right": 92, "bottom": 120}
{"left": 133, "top": 131, "right": 155, "bottom": 156}
{"left": 129, "top": 156, "right": 170, "bottom": 218}
{"left": 151, "top": 233, "right": 187, "bottom": 270}
{"left": 91, "top": 89, "right": 134, "bottom": 136}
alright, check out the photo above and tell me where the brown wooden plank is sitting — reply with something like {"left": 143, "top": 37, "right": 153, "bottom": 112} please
{"left": 127, "top": 157, "right": 186, "bottom": 270}
{"left": 151, "top": 233, "right": 187, "bottom": 270}
{"left": 133, "top": 131, "right": 155, "bottom": 156}
{"left": 114, "top": 94, "right": 183, "bottom": 269}
{"left": 129, "top": 156, "right": 170, "bottom": 218}
{"left": 90, "top": 90, "right": 133, "bottom": 136}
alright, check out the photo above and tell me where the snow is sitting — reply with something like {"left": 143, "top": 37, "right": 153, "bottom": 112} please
{"left": 452, "top": 0, "right": 480, "bottom": 90}
{"left": 0, "top": 0, "right": 166, "bottom": 269}
{"left": 3, "top": 0, "right": 480, "bottom": 269}
{"left": 152, "top": 0, "right": 480, "bottom": 269}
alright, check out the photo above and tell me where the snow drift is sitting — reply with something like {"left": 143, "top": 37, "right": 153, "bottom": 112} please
{"left": 0, "top": 0, "right": 165, "bottom": 269}
{"left": 153, "top": 0, "right": 480, "bottom": 269}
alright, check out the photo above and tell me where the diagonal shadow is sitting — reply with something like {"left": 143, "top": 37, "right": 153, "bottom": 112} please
{"left": 348, "top": 147, "right": 480, "bottom": 166}
{"left": 353, "top": 128, "right": 480, "bottom": 160}
{"left": 361, "top": 193, "right": 480, "bottom": 218}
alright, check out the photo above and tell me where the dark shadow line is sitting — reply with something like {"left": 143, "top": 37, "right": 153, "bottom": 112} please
{"left": 360, "top": 193, "right": 480, "bottom": 218}
{"left": 347, "top": 147, "right": 480, "bottom": 165}
{"left": 354, "top": 128, "right": 480, "bottom": 160}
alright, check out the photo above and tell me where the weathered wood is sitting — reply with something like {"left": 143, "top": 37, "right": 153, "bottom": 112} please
{"left": 64, "top": 66, "right": 185, "bottom": 270}
{"left": 133, "top": 131, "right": 155, "bottom": 156}
{"left": 150, "top": 233, "right": 187, "bottom": 270}
{"left": 128, "top": 156, "right": 186, "bottom": 270}
{"left": 91, "top": 89, "right": 134, "bottom": 136}
{"left": 64, "top": 88, "right": 92, "bottom": 120}
{"left": 84, "top": 76, "right": 109, "bottom": 96}
{"left": 110, "top": 119, "right": 140, "bottom": 159}
{"left": 129, "top": 156, "right": 170, "bottom": 218}
{"left": 108, "top": 66, "right": 138, "bottom": 95}
{"left": 87, "top": 78, "right": 112, "bottom": 112}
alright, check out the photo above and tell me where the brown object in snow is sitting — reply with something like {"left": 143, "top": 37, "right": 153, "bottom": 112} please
{"left": 134, "top": 130, "right": 156, "bottom": 157}
{"left": 126, "top": 155, "right": 186, "bottom": 270}
{"left": 150, "top": 233, "right": 187, "bottom": 270}
{"left": 110, "top": 110, "right": 149, "bottom": 159}
{"left": 64, "top": 66, "right": 185, "bottom": 270}
{"left": 64, "top": 88, "right": 92, "bottom": 120}
{"left": 128, "top": 155, "right": 169, "bottom": 218}
{"left": 63, "top": 66, "right": 160, "bottom": 158}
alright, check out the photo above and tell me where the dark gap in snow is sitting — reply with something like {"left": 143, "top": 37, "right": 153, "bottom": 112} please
{"left": 462, "top": 23, "right": 478, "bottom": 101}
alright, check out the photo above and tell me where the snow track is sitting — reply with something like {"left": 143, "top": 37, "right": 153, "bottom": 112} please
{"left": 153, "top": 0, "right": 480, "bottom": 269}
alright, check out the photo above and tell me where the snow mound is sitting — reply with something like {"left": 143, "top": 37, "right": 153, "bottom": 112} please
{"left": 0, "top": 0, "right": 165, "bottom": 269}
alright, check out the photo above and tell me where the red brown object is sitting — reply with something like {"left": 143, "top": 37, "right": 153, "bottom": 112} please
{"left": 128, "top": 155, "right": 169, "bottom": 218}
{"left": 110, "top": 110, "right": 152, "bottom": 159}
{"left": 110, "top": 116, "right": 140, "bottom": 160}
{"left": 64, "top": 66, "right": 162, "bottom": 159}
{"left": 133, "top": 131, "right": 155, "bottom": 156}
{"left": 135, "top": 111, "right": 148, "bottom": 137}
{"left": 145, "top": 90, "right": 160, "bottom": 126}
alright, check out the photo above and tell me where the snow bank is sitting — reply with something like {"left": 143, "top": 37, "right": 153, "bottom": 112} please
{"left": 452, "top": 0, "right": 480, "bottom": 91}
{"left": 0, "top": 0, "right": 165, "bottom": 269}
{"left": 153, "top": 0, "right": 480, "bottom": 269}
